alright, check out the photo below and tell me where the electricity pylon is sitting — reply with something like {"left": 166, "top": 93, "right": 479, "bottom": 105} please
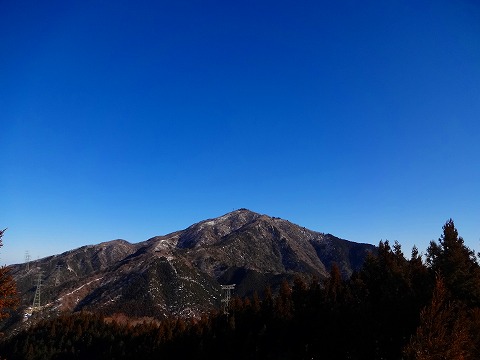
{"left": 25, "top": 251, "right": 31, "bottom": 272}
{"left": 54, "top": 264, "right": 62, "bottom": 286}
{"left": 221, "top": 284, "right": 235, "bottom": 315}
{"left": 32, "top": 271, "right": 43, "bottom": 311}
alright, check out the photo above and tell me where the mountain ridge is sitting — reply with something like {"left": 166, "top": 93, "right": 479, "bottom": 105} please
{"left": 6, "top": 209, "right": 376, "bottom": 328}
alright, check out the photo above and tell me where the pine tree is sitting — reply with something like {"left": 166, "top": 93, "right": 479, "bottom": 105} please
{"left": 292, "top": 276, "right": 308, "bottom": 314}
{"left": 251, "top": 291, "right": 261, "bottom": 314}
{"left": 325, "top": 263, "right": 343, "bottom": 305}
{"left": 409, "top": 245, "right": 431, "bottom": 307}
{"left": 404, "top": 276, "right": 472, "bottom": 359}
{"left": 426, "top": 219, "right": 480, "bottom": 305}
{"left": 275, "top": 280, "right": 293, "bottom": 319}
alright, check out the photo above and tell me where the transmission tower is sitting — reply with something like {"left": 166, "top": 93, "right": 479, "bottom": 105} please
{"left": 32, "top": 271, "right": 43, "bottom": 311}
{"left": 221, "top": 284, "right": 235, "bottom": 315}
{"left": 54, "top": 264, "right": 62, "bottom": 286}
{"left": 25, "top": 251, "right": 31, "bottom": 272}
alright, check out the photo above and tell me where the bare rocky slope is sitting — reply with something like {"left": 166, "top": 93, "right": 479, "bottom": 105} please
{"left": 8, "top": 209, "right": 376, "bottom": 323}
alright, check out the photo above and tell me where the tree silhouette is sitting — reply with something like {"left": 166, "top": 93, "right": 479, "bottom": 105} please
{"left": 427, "top": 219, "right": 480, "bottom": 305}
{"left": 325, "top": 263, "right": 343, "bottom": 305}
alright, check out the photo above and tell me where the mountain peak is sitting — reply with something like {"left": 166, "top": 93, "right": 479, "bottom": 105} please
{"left": 210, "top": 208, "right": 261, "bottom": 221}
{"left": 176, "top": 209, "right": 262, "bottom": 248}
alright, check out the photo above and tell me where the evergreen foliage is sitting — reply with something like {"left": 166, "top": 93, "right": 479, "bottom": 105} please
{"left": 427, "top": 219, "right": 480, "bottom": 306}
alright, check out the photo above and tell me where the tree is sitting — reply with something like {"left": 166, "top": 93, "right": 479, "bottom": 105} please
{"left": 409, "top": 245, "right": 432, "bottom": 308}
{"left": 354, "top": 240, "right": 426, "bottom": 359}
{"left": 0, "top": 229, "right": 19, "bottom": 322}
{"left": 274, "top": 280, "right": 293, "bottom": 319}
{"left": 426, "top": 219, "right": 480, "bottom": 305}
{"left": 404, "top": 276, "right": 472, "bottom": 359}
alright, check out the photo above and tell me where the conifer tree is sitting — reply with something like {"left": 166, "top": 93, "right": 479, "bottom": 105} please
{"left": 292, "top": 276, "right": 308, "bottom": 313}
{"left": 275, "top": 280, "right": 293, "bottom": 319}
{"left": 325, "top": 263, "right": 343, "bottom": 305}
{"left": 426, "top": 219, "right": 480, "bottom": 305}
{"left": 404, "top": 276, "right": 472, "bottom": 359}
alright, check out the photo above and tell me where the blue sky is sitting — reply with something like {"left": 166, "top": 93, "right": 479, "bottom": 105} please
{"left": 1, "top": 0, "right": 480, "bottom": 265}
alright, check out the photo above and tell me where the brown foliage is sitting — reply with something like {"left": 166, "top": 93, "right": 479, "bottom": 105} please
{"left": 404, "top": 276, "right": 472, "bottom": 360}
{"left": 0, "top": 229, "right": 19, "bottom": 321}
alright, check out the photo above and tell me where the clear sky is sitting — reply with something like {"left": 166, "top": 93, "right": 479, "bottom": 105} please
{"left": 1, "top": 0, "right": 480, "bottom": 265}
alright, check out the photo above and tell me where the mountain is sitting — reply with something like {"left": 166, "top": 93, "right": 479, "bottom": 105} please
{"left": 7, "top": 209, "right": 375, "bottom": 325}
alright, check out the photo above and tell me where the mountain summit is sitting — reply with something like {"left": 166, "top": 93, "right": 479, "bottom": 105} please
{"left": 9, "top": 209, "right": 375, "bottom": 321}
